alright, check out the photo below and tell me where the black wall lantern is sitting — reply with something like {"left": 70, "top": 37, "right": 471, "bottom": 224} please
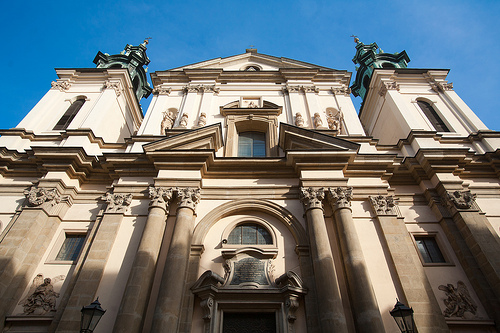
{"left": 390, "top": 299, "right": 417, "bottom": 333}
{"left": 80, "top": 298, "right": 106, "bottom": 333}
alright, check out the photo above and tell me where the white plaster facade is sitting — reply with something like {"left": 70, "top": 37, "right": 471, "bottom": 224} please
{"left": 0, "top": 45, "right": 499, "bottom": 333}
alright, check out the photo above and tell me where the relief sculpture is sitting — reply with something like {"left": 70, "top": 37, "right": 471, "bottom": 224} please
{"left": 438, "top": 281, "right": 477, "bottom": 318}
{"left": 20, "top": 274, "right": 65, "bottom": 315}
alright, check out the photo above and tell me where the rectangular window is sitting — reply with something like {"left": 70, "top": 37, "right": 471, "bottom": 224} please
{"left": 414, "top": 236, "right": 445, "bottom": 263}
{"left": 238, "top": 132, "right": 266, "bottom": 157}
{"left": 55, "top": 234, "right": 86, "bottom": 261}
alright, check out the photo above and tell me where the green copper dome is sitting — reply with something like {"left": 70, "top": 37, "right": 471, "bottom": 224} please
{"left": 350, "top": 39, "right": 410, "bottom": 101}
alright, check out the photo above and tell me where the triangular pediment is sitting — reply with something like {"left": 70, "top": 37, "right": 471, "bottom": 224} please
{"left": 171, "top": 51, "right": 333, "bottom": 71}
{"left": 279, "top": 123, "right": 360, "bottom": 151}
{"left": 143, "top": 123, "right": 223, "bottom": 152}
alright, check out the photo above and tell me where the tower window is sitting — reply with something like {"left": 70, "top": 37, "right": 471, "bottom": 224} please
{"left": 53, "top": 98, "right": 85, "bottom": 130}
{"left": 227, "top": 223, "right": 272, "bottom": 245}
{"left": 417, "top": 100, "right": 450, "bottom": 132}
{"left": 414, "top": 236, "right": 446, "bottom": 264}
{"left": 238, "top": 132, "right": 266, "bottom": 157}
{"left": 55, "top": 233, "right": 86, "bottom": 261}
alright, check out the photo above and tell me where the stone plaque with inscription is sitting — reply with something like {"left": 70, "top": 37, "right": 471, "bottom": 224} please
{"left": 224, "top": 254, "right": 274, "bottom": 288}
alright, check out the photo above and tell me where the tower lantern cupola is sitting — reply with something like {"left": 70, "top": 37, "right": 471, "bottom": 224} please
{"left": 350, "top": 38, "right": 410, "bottom": 101}
{"left": 93, "top": 39, "right": 153, "bottom": 101}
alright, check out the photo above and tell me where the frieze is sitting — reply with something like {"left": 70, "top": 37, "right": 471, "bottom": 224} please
{"left": 152, "top": 87, "right": 172, "bottom": 95}
{"left": 438, "top": 281, "right": 477, "bottom": 318}
{"left": 101, "top": 192, "right": 133, "bottom": 213}
{"left": 183, "top": 85, "right": 220, "bottom": 94}
{"left": 148, "top": 186, "right": 174, "bottom": 211}
{"left": 283, "top": 85, "right": 319, "bottom": 93}
{"left": 446, "top": 190, "right": 477, "bottom": 210}
{"left": 176, "top": 187, "right": 201, "bottom": 211}
{"left": 326, "top": 187, "right": 353, "bottom": 210}
{"left": 299, "top": 187, "right": 325, "bottom": 211}
{"left": 103, "top": 80, "right": 122, "bottom": 96}
{"left": 431, "top": 81, "right": 454, "bottom": 93}
{"left": 24, "top": 186, "right": 61, "bottom": 207}
{"left": 50, "top": 80, "right": 71, "bottom": 92}
{"left": 379, "top": 81, "right": 400, "bottom": 97}
{"left": 331, "top": 86, "right": 351, "bottom": 96}
{"left": 20, "top": 273, "right": 65, "bottom": 315}
{"left": 369, "top": 195, "right": 398, "bottom": 215}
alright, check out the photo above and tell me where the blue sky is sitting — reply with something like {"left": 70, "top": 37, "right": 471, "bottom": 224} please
{"left": 1, "top": 0, "right": 499, "bottom": 130}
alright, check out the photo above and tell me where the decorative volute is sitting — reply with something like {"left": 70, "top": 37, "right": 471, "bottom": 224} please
{"left": 93, "top": 39, "right": 153, "bottom": 101}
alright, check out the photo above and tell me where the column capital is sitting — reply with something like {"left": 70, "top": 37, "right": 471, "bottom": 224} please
{"left": 24, "top": 186, "right": 61, "bottom": 208}
{"left": 148, "top": 186, "right": 174, "bottom": 212}
{"left": 299, "top": 187, "right": 325, "bottom": 211}
{"left": 176, "top": 187, "right": 201, "bottom": 212}
{"left": 101, "top": 192, "right": 133, "bottom": 213}
{"left": 369, "top": 195, "right": 399, "bottom": 216}
{"left": 326, "top": 187, "right": 352, "bottom": 212}
{"left": 445, "top": 190, "right": 477, "bottom": 211}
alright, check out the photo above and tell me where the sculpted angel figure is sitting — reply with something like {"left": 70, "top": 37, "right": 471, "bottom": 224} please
{"left": 179, "top": 113, "right": 189, "bottom": 128}
{"left": 295, "top": 113, "right": 304, "bottom": 127}
{"left": 438, "top": 281, "right": 477, "bottom": 318}
{"left": 21, "top": 274, "right": 64, "bottom": 315}
{"left": 313, "top": 113, "right": 323, "bottom": 128}
{"left": 160, "top": 110, "right": 176, "bottom": 134}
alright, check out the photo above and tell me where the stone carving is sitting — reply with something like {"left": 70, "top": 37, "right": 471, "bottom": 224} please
{"left": 299, "top": 187, "right": 325, "bottom": 210}
{"left": 446, "top": 190, "right": 477, "bottom": 210}
{"left": 197, "top": 112, "right": 207, "bottom": 127}
{"left": 152, "top": 87, "right": 172, "bottom": 95}
{"left": 431, "top": 82, "right": 454, "bottom": 93}
{"left": 379, "top": 81, "right": 400, "bottom": 97}
{"left": 51, "top": 81, "right": 71, "bottom": 91}
{"left": 179, "top": 113, "right": 189, "bottom": 128}
{"left": 313, "top": 113, "right": 323, "bottom": 128}
{"left": 438, "top": 281, "right": 477, "bottom": 318}
{"left": 101, "top": 192, "right": 133, "bottom": 213}
{"left": 295, "top": 113, "right": 304, "bottom": 127}
{"left": 284, "top": 85, "right": 300, "bottom": 93}
{"left": 302, "top": 85, "right": 319, "bottom": 93}
{"left": 20, "top": 274, "right": 65, "bottom": 315}
{"left": 160, "top": 110, "right": 176, "bottom": 134}
{"left": 326, "top": 111, "right": 343, "bottom": 132}
{"left": 24, "top": 187, "right": 61, "bottom": 207}
{"left": 331, "top": 86, "right": 351, "bottom": 96}
{"left": 148, "top": 186, "right": 174, "bottom": 210}
{"left": 176, "top": 187, "right": 201, "bottom": 211}
{"left": 247, "top": 101, "right": 258, "bottom": 108}
{"left": 326, "top": 187, "right": 353, "bottom": 210}
{"left": 183, "top": 85, "right": 220, "bottom": 94}
{"left": 103, "top": 80, "right": 122, "bottom": 96}
{"left": 369, "top": 195, "right": 398, "bottom": 215}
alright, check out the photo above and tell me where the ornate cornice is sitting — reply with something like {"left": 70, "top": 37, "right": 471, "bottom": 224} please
{"left": 50, "top": 80, "right": 71, "bottom": 92}
{"left": 24, "top": 186, "right": 61, "bottom": 207}
{"left": 104, "top": 80, "right": 123, "bottom": 96}
{"left": 176, "top": 187, "right": 201, "bottom": 212}
{"left": 148, "top": 186, "right": 174, "bottom": 211}
{"left": 326, "top": 187, "right": 352, "bottom": 211}
{"left": 378, "top": 81, "right": 400, "bottom": 97}
{"left": 183, "top": 85, "right": 220, "bottom": 94}
{"left": 445, "top": 190, "right": 477, "bottom": 210}
{"left": 152, "top": 87, "right": 172, "bottom": 95}
{"left": 299, "top": 187, "right": 324, "bottom": 211}
{"left": 101, "top": 192, "right": 133, "bottom": 213}
{"left": 369, "top": 195, "right": 398, "bottom": 216}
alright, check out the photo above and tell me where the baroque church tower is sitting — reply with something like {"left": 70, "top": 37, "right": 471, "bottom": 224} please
{"left": 0, "top": 39, "right": 499, "bottom": 333}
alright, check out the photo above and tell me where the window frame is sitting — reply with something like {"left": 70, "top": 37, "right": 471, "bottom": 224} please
{"left": 415, "top": 99, "right": 451, "bottom": 132}
{"left": 411, "top": 232, "right": 454, "bottom": 267}
{"left": 221, "top": 217, "right": 277, "bottom": 250}
{"left": 46, "top": 229, "right": 88, "bottom": 265}
{"left": 53, "top": 96, "right": 87, "bottom": 131}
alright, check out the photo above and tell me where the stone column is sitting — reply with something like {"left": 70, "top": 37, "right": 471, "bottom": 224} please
{"left": 326, "top": 187, "right": 385, "bottom": 333}
{"left": 299, "top": 187, "right": 347, "bottom": 332}
{"left": 444, "top": 190, "right": 500, "bottom": 300}
{"left": 0, "top": 186, "right": 63, "bottom": 330}
{"left": 113, "top": 187, "right": 174, "bottom": 333}
{"left": 369, "top": 195, "right": 449, "bottom": 333}
{"left": 151, "top": 187, "right": 200, "bottom": 332}
{"left": 55, "top": 192, "right": 133, "bottom": 333}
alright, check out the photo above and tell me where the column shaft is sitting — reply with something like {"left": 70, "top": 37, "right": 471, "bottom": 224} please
{"left": 334, "top": 207, "right": 385, "bottom": 333}
{"left": 306, "top": 207, "right": 348, "bottom": 332}
{"left": 113, "top": 205, "right": 167, "bottom": 333}
{"left": 151, "top": 206, "right": 196, "bottom": 332}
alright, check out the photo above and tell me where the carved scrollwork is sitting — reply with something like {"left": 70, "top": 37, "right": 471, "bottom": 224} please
{"left": 299, "top": 187, "right": 325, "bottom": 211}
{"left": 101, "top": 192, "right": 133, "bottom": 213}
{"left": 331, "top": 86, "right": 351, "bottom": 96}
{"left": 176, "top": 187, "right": 201, "bottom": 211}
{"left": 183, "top": 85, "right": 220, "bottom": 94}
{"left": 438, "top": 281, "right": 477, "bottom": 318}
{"left": 446, "top": 190, "right": 477, "bottom": 210}
{"left": 326, "top": 187, "right": 353, "bottom": 211}
{"left": 148, "top": 186, "right": 174, "bottom": 211}
{"left": 152, "top": 87, "right": 172, "bottom": 95}
{"left": 103, "top": 80, "right": 122, "bottom": 96}
{"left": 431, "top": 81, "right": 454, "bottom": 93}
{"left": 379, "top": 81, "right": 400, "bottom": 97}
{"left": 369, "top": 195, "right": 398, "bottom": 215}
{"left": 301, "top": 85, "right": 319, "bottom": 93}
{"left": 51, "top": 81, "right": 71, "bottom": 91}
{"left": 24, "top": 186, "right": 61, "bottom": 207}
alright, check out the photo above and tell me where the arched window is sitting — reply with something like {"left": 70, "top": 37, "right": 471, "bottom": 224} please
{"left": 238, "top": 131, "right": 266, "bottom": 157}
{"left": 227, "top": 223, "right": 272, "bottom": 245}
{"left": 417, "top": 100, "right": 450, "bottom": 132}
{"left": 53, "top": 97, "right": 86, "bottom": 130}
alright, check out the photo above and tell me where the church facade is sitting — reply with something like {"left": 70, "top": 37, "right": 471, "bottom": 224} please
{"left": 0, "top": 40, "right": 499, "bottom": 333}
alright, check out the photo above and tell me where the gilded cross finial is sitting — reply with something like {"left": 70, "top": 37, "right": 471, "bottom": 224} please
{"left": 144, "top": 37, "right": 152, "bottom": 45}
{"left": 350, "top": 35, "right": 359, "bottom": 43}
